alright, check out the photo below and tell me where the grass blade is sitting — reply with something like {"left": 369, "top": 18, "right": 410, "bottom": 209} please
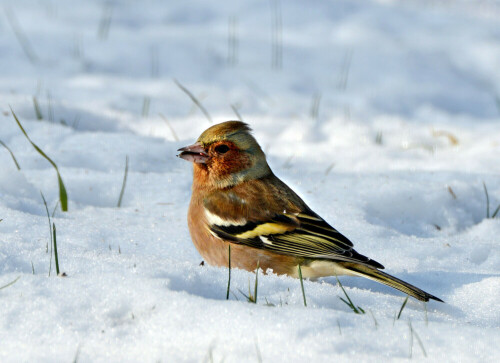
{"left": 47, "top": 91, "right": 54, "bottom": 122}
{"left": 237, "top": 288, "right": 250, "bottom": 301}
{"left": 483, "top": 181, "right": 490, "bottom": 218}
{"left": 337, "top": 276, "right": 354, "bottom": 306}
{"left": 53, "top": 223, "right": 60, "bottom": 275}
{"left": 142, "top": 96, "right": 150, "bottom": 117}
{"left": 397, "top": 296, "right": 409, "bottom": 320}
{"left": 33, "top": 96, "right": 43, "bottom": 120}
{"left": 159, "top": 113, "right": 179, "bottom": 141}
{"left": 368, "top": 309, "right": 378, "bottom": 329}
{"left": 11, "top": 107, "right": 68, "bottom": 211}
{"left": 298, "top": 264, "right": 307, "bottom": 307}
{"left": 241, "top": 263, "right": 260, "bottom": 303}
{"left": 40, "top": 192, "right": 53, "bottom": 276}
{"left": 0, "top": 276, "right": 21, "bottom": 290}
{"left": 255, "top": 339, "right": 263, "bottom": 363}
{"left": 447, "top": 185, "right": 457, "bottom": 199}
{"left": 97, "top": 3, "right": 113, "bottom": 40}
{"left": 336, "top": 276, "right": 365, "bottom": 314}
{"left": 51, "top": 200, "right": 60, "bottom": 218}
{"left": 173, "top": 79, "right": 212, "bottom": 123}
{"left": 231, "top": 104, "right": 243, "bottom": 122}
{"left": 253, "top": 261, "right": 259, "bottom": 304}
{"left": 270, "top": 0, "right": 283, "bottom": 70}
{"left": 424, "top": 302, "right": 428, "bottom": 326}
{"left": 492, "top": 204, "right": 500, "bottom": 218}
{"left": 310, "top": 92, "right": 321, "bottom": 121}
{"left": 72, "top": 344, "right": 81, "bottom": 363}
{"left": 227, "top": 16, "right": 238, "bottom": 66}
{"left": 117, "top": 155, "right": 129, "bottom": 208}
{"left": 408, "top": 319, "right": 427, "bottom": 358}
{"left": 338, "top": 49, "right": 353, "bottom": 91}
{"left": 414, "top": 327, "right": 427, "bottom": 357}
{"left": 4, "top": 7, "right": 38, "bottom": 64}
{"left": 226, "top": 244, "right": 231, "bottom": 300}
{"left": 339, "top": 297, "right": 351, "bottom": 307}
{"left": 409, "top": 319, "right": 414, "bottom": 358}
{"left": 0, "top": 140, "right": 21, "bottom": 170}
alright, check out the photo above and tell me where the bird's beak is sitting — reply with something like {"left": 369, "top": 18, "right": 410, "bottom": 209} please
{"left": 177, "top": 142, "right": 209, "bottom": 164}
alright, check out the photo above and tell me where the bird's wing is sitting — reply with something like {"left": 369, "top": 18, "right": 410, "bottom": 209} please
{"left": 203, "top": 194, "right": 384, "bottom": 269}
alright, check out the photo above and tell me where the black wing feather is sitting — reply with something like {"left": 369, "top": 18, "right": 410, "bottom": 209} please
{"left": 209, "top": 208, "right": 384, "bottom": 269}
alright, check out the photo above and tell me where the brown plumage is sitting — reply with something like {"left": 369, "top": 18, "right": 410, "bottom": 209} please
{"left": 178, "top": 121, "right": 443, "bottom": 302}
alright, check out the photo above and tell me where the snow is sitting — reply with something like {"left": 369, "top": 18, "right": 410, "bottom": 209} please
{"left": 1, "top": 0, "right": 499, "bottom": 361}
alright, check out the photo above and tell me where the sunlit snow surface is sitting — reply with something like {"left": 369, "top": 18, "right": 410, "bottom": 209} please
{"left": 1, "top": 0, "right": 499, "bottom": 361}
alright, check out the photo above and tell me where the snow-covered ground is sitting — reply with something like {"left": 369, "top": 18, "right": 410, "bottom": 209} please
{"left": 1, "top": 0, "right": 499, "bottom": 361}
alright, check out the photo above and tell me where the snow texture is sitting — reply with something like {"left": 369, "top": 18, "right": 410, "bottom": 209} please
{"left": 0, "top": 0, "right": 499, "bottom": 361}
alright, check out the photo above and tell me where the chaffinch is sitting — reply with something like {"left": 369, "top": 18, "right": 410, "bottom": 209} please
{"left": 178, "top": 121, "right": 442, "bottom": 302}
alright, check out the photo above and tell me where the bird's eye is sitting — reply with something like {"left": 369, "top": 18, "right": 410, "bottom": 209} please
{"left": 214, "top": 144, "right": 230, "bottom": 154}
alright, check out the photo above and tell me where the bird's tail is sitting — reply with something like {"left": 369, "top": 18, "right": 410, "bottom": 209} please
{"left": 342, "top": 263, "right": 443, "bottom": 302}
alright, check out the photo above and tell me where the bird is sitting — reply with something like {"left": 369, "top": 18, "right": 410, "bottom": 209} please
{"left": 177, "top": 121, "right": 443, "bottom": 302}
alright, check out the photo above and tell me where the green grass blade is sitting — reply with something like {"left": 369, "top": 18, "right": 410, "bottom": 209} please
{"left": 231, "top": 104, "right": 243, "bottom": 122}
{"left": 117, "top": 155, "right": 129, "bottom": 207}
{"left": 159, "top": 113, "right": 179, "bottom": 141}
{"left": 397, "top": 296, "right": 409, "bottom": 320}
{"left": 226, "top": 244, "right": 231, "bottom": 300}
{"left": 53, "top": 223, "right": 60, "bottom": 275}
{"left": 255, "top": 338, "right": 263, "bottom": 363}
{"left": 298, "top": 264, "right": 307, "bottom": 307}
{"left": 253, "top": 261, "right": 259, "bottom": 304}
{"left": 4, "top": 8, "right": 38, "bottom": 64}
{"left": 409, "top": 320, "right": 414, "bottom": 358}
{"left": 11, "top": 107, "right": 68, "bottom": 211}
{"left": 47, "top": 91, "right": 54, "bottom": 122}
{"left": 336, "top": 276, "right": 354, "bottom": 307}
{"left": 0, "top": 276, "right": 21, "bottom": 290}
{"left": 408, "top": 319, "right": 427, "bottom": 358}
{"left": 33, "top": 96, "right": 43, "bottom": 120}
{"left": 413, "top": 327, "right": 427, "bottom": 357}
{"left": 51, "top": 200, "right": 60, "bottom": 218}
{"left": 336, "top": 275, "right": 364, "bottom": 314}
{"left": 97, "top": 3, "right": 113, "bottom": 40}
{"left": 173, "top": 79, "right": 212, "bottom": 123}
{"left": 56, "top": 174, "right": 68, "bottom": 211}
{"left": 40, "top": 192, "right": 53, "bottom": 276}
{"left": 339, "top": 297, "right": 351, "bottom": 307}
{"left": 368, "top": 309, "right": 378, "bottom": 329}
{"left": 142, "top": 96, "right": 150, "bottom": 117}
{"left": 483, "top": 182, "right": 490, "bottom": 218}
{"left": 237, "top": 288, "right": 250, "bottom": 301}
{"left": 492, "top": 204, "right": 500, "bottom": 218}
{"left": 72, "top": 344, "right": 81, "bottom": 363}
{"left": 424, "top": 302, "right": 428, "bottom": 326}
{"left": 0, "top": 140, "right": 21, "bottom": 170}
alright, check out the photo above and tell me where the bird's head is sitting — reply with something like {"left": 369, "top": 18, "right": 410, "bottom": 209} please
{"left": 177, "top": 121, "right": 271, "bottom": 189}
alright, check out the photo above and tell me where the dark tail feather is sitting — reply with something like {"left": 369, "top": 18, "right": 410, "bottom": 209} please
{"left": 344, "top": 263, "right": 443, "bottom": 302}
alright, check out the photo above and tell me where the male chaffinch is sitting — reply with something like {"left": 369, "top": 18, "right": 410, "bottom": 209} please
{"left": 178, "top": 121, "right": 442, "bottom": 302}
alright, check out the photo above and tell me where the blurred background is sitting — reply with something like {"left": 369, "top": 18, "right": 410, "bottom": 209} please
{"left": 2, "top": 0, "right": 499, "bottom": 136}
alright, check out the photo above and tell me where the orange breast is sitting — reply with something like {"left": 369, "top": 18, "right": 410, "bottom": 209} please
{"left": 187, "top": 197, "right": 300, "bottom": 276}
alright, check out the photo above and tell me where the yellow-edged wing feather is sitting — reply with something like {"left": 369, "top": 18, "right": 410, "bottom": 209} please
{"left": 207, "top": 207, "right": 384, "bottom": 269}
